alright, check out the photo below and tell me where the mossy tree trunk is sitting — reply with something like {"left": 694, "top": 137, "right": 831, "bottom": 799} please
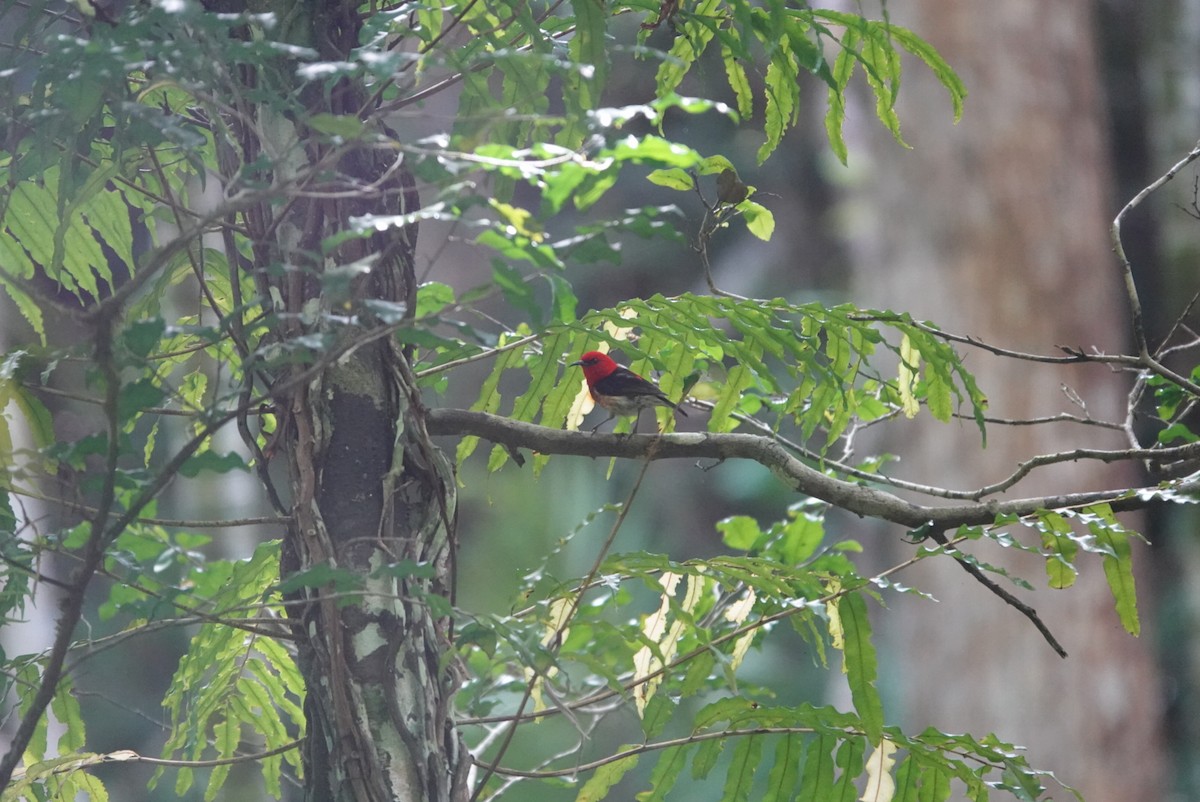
{"left": 223, "top": 2, "right": 467, "bottom": 799}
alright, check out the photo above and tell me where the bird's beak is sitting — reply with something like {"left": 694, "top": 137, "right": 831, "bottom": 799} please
{"left": 569, "top": 359, "right": 583, "bottom": 367}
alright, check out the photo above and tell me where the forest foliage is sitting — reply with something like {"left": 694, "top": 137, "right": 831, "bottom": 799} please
{"left": 0, "top": 0, "right": 1188, "bottom": 800}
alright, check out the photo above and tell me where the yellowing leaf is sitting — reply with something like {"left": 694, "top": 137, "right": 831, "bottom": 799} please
{"left": 632, "top": 572, "right": 706, "bottom": 716}
{"left": 488, "top": 198, "right": 543, "bottom": 241}
{"left": 827, "top": 592, "right": 845, "bottom": 654}
{"left": 860, "top": 739, "right": 898, "bottom": 802}
{"left": 723, "top": 588, "right": 757, "bottom": 673}
{"left": 897, "top": 334, "right": 920, "bottom": 419}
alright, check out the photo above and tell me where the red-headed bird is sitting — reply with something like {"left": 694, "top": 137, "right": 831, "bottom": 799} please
{"left": 571, "top": 350, "right": 688, "bottom": 432}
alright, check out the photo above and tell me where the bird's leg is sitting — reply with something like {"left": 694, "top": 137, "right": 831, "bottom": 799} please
{"left": 590, "top": 412, "right": 615, "bottom": 433}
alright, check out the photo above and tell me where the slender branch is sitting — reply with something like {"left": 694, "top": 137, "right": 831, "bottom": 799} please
{"left": 7, "top": 487, "right": 289, "bottom": 529}
{"left": 471, "top": 458, "right": 655, "bottom": 802}
{"left": 1112, "top": 139, "right": 1200, "bottom": 360}
{"left": 922, "top": 526, "right": 1066, "bottom": 657}
{"left": 478, "top": 727, "right": 818, "bottom": 779}
{"left": 10, "top": 739, "right": 303, "bottom": 784}
{"left": 415, "top": 333, "right": 541, "bottom": 379}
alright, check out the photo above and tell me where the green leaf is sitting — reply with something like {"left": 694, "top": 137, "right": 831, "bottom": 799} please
{"left": 575, "top": 751, "right": 639, "bottom": 802}
{"left": 655, "top": 0, "right": 723, "bottom": 99}
{"left": 276, "top": 562, "right": 363, "bottom": 595}
{"left": 177, "top": 449, "right": 249, "bottom": 478}
{"left": 763, "top": 732, "right": 802, "bottom": 802}
{"left": 887, "top": 25, "right": 967, "bottom": 121}
{"left": 413, "top": 281, "right": 455, "bottom": 317}
{"left": 831, "top": 737, "right": 866, "bottom": 802}
{"left": 837, "top": 593, "right": 884, "bottom": 742}
{"left": 723, "top": 45, "right": 754, "bottom": 118}
{"left": 547, "top": 273, "right": 579, "bottom": 324}
{"left": 307, "top": 113, "right": 366, "bottom": 138}
{"left": 50, "top": 674, "right": 86, "bottom": 752}
{"left": 569, "top": 0, "right": 609, "bottom": 108}
{"left": 122, "top": 318, "right": 167, "bottom": 359}
{"left": 894, "top": 753, "right": 920, "bottom": 802}
{"left": 1088, "top": 507, "right": 1140, "bottom": 635}
{"left": 118, "top": 378, "right": 166, "bottom": 419}
{"left": 723, "top": 734, "right": 763, "bottom": 802}
{"left": 0, "top": 274, "right": 45, "bottom": 343}
{"left": 917, "top": 764, "right": 953, "bottom": 802}
{"left": 492, "top": 260, "right": 544, "bottom": 327}
{"left": 758, "top": 38, "right": 800, "bottom": 164}
{"left": 691, "top": 734, "right": 724, "bottom": 780}
{"left": 718, "top": 515, "right": 762, "bottom": 551}
{"left": 739, "top": 200, "right": 775, "bottom": 241}
{"left": 647, "top": 168, "right": 694, "bottom": 191}
{"left": 8, "top": 386, "right": 55, "bottom": 449}
{"left": 636, "top": 745, "right": 688, "bottom": 802}
{"left": 641, "top": 693, "right": 676, "bottom": 740}
{"left": 797, "top": 734, "right": 837, "bottom": 800}
{"left": 1036, "top": 511, "right": 1078, "bottom": 590}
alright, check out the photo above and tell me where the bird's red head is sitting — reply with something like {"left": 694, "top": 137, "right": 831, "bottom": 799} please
{"left": 571, "top": 350, "right": 620, "bottom": 384}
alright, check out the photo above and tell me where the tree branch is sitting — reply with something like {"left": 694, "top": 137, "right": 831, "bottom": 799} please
{"left": 426, "top": 410, "right": 1163, "bottom": 529}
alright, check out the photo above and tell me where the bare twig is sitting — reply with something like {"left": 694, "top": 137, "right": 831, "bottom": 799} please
{"left": 1112, "top": 140, "right": 1200, "bottom": 359}
{"left": 470, "top": 458, "right": 655, "bottom": 802}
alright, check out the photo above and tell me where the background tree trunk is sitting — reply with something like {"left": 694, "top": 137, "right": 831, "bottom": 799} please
{"left": 841, "top": 2, "right": 1167, "bottom": 799}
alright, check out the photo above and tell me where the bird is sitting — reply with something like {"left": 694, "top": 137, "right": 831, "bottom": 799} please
{"left": 570, "top": 350, "right": 688, "bottom": 432}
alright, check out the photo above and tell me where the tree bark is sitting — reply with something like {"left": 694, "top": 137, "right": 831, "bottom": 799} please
{"left": 841, "top": 2, "right": 1167, "bottom": 800}
{"left": 232, "top": 2, "right": 468, "bottom": 799}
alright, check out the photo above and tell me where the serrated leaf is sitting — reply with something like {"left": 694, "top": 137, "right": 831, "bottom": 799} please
{"left": 764, "top": 733, "right": 802, "bottom": 802}
{"left": 723, "top": 45, "right": 754, "bottom": 118}
{"left": 637, "top": 745, "right": 688, "bottom": 802}
{"left": 837, "top": 593, "right": 884, "bottom": 742}
{"left": 887, "top": 25, "right": 967, "bottom": 121}
{"left": 723, "top": 734, "right": 763, "bottom": 802}
{"left": 758, "top": 38, "right": 800, "bottom": 163}
{"left": 50, "top": 674, "right": 85, "bottom": 752}
{"left": 641, "top": 693, "right": 676, "bottom": 740}
{"left": 833, "top": 737, "right": 866, "bottom": 802}
{"left": 917, "top": 764, "right": 952, "bottom": 802}
{"left": 655, "top": 0, "right": 722, "bottom": 98}
{"left": 691, "top": 735, "right": 724, "bottom": 780}
{"left": 0, "top": 273, "right": 45, "bottom": 343}
{"left": 797, "top": 734, "right": 837, "bottom": 799}
{"left": 569, "top": 0, "right": 609, "bottom": 109}
{"left": 1097, "top": 525, "right": 1139, "bottom": 636}
{"left": 575, "top": 751, "right": 638, "bottom": 802}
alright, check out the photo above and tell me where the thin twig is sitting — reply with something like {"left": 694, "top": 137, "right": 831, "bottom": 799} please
{"left": 470, "top": 458, "right": 655, "bottom": 802}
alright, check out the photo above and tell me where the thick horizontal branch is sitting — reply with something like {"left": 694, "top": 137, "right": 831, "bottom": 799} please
{"left": 427, "top": 410, "right": 1155, "bottom": 530}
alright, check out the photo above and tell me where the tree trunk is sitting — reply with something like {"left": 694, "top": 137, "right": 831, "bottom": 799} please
{"left": 234, "top": 3, "right": 467, "bottom": 799}
{"left": 842, "top": 2, "right": 1166, "bottom": 800}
